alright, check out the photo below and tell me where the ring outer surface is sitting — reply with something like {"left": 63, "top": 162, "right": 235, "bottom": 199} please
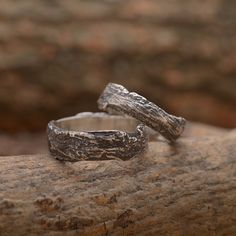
{"left": 47, "top": 112, "right": 148, "bottom": 162}
{"left": 98, "top": 83, "right": 186, "bottom": 142}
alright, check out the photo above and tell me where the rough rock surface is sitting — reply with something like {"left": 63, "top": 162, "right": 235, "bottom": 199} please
{"left": 0, "top": 0, "right": 236, "bottom": 132}
{"left": 0, "top": 123, "right": 235, "bottom": 235}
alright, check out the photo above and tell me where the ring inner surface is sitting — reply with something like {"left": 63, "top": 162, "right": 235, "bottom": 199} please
{"left": 55, "top": 116, "right": 139, "bottom": 133}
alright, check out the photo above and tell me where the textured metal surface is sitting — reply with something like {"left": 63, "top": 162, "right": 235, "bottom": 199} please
{"left": 47, "top": 112, "right": 148, "bottom": 162}
{"left": 98, "top": 83, "right": 186, "bottom": 142}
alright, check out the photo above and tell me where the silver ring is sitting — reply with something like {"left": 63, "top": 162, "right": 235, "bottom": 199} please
{"left": 47, "top": 112, "right": 148, "bottom": 162}
{"left": 98, "top": 83, "right": 186, "bottom": 142}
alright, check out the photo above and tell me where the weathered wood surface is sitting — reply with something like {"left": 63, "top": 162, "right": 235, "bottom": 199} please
{"left": 0, "top": 127, "right": 236, "bottom": 236}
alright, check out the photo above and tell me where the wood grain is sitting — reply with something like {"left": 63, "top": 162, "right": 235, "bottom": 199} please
{"left": 0, "top": 128, "right": 236, "bottom": 236}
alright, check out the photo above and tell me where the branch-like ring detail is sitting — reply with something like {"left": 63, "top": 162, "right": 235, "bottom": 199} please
{"left": 98, "top": 83, "right": 186, "bottom": 142}
{"left": 47, "top": 112, "right": 148, "bottom": 162}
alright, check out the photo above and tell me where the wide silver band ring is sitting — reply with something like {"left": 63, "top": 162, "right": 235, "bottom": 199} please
{"left": 98, "top": 83, "right": 186, "bottom": 142}
{"left": 47, "top": 112, "right": 148, "bottom": 162}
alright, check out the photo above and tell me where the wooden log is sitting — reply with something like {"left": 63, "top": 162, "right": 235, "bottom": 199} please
{"left": 0, "top": 128, "right": 236, "bottom": 236}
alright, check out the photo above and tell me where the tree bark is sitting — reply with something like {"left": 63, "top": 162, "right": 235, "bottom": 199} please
{"left": 0, "top": 128, "right": 236, "bottom": 236}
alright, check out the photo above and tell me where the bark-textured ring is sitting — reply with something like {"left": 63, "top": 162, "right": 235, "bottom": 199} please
{"left": 47, "top": 112, "right": 148, "bottom": 162}
{"left": 98, "top": 83, "right": 186, "bottom": 142}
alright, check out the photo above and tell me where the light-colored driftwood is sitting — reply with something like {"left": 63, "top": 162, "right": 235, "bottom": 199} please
{"left": 0, "top": 127, "right": 236, "bottom": 236}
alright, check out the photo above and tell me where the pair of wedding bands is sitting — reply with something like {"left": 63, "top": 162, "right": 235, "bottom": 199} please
{"left": 47, "top": 83, "right": 186, "bottom": 162}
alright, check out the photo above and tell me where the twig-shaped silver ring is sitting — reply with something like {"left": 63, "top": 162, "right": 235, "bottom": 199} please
{"left": 47, "top": 112, "right": 148, "bottom": 162}
{"left": 98, "top": 83, "right": 186, "bottom": 142}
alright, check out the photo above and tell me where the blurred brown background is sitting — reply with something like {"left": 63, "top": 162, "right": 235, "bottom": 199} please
{"left": 0, "top": 0, "right": 236, "bottom": 155}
